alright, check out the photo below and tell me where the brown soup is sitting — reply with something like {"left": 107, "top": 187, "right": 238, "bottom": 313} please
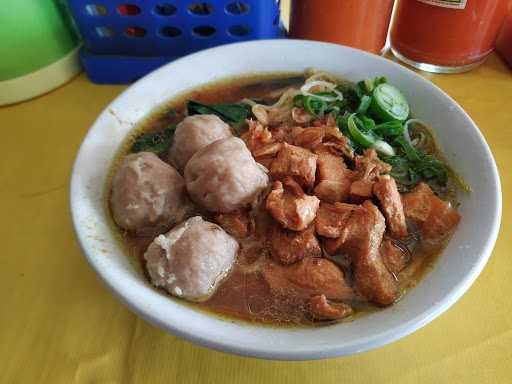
{"left": 109, "top": 73, "right": 459, "bottom": 326}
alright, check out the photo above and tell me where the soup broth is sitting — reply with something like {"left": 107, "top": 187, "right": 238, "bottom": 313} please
{"left": 110, "top": 73, "right": 459, "bottom": 326}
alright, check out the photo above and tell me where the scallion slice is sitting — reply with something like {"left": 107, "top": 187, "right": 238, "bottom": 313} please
{"left": 347, "top": 113, "right": 376, "bottom": 147}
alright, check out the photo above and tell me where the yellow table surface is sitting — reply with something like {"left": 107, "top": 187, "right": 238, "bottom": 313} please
{"left": 1, "top": 38, "right": 512, "bottom": 384}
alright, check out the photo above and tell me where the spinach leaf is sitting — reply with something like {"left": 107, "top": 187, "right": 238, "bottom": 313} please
{"left": 131, "top": 125, "right": 176, "bottom": 154}
{"left": 383, "top": 150, "right": 448, "bottom": 193}
{"left": 187, "top": 100, "right": 253, "bottom": 124}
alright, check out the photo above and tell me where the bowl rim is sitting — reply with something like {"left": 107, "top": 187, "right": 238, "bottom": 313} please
{"left": 70, "top": 39, "right": 502, "bottom": 360}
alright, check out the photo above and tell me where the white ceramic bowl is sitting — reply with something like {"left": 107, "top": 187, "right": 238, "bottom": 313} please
{"left": 70, "top": 40, "right": 501, "bottom": 360}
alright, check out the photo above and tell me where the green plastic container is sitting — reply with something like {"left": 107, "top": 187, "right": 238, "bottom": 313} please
{"left": 0, "top": 0, "right": 82, "bottom": 105}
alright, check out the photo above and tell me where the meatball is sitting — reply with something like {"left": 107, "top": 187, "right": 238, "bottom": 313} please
{"left": 184, "top": 137, "right": 269, "bottom": 213}
{"left": 110, "top": 152, "right": 189, "bottom": 232}
{"left": 168, "top": 114, "right": 233, "bottom": 170}
{"left": 144, "top": 216, "right": 239, "bottom": 301}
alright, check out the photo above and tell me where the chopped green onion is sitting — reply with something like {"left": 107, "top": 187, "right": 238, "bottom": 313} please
{"left": 356, "top": 95, "right": 372, "bottom": 114}
{"left": 374, "top": 121, "right": 404, "bottom": 137}
{"left": 363, "top": 79, "right": 375, "bottom": 93}
{"left": 347, "top": 113, "right": 376, "bottom": 147}
{"left": 360, "top": 76, "right": 387, "bottom": 94}
{"left": 304, "top": 96, "right": 327, "bottom": 118}
{"left": 370, "top": 83, "right": 410, "bottom": 122}
{"left": 403, "top": 118, "right": 426, "bottom": 145}
{"left": 373, "top": 140, "right": 396, "bottom": 156}
{"left": 395, "top": 136, "right": 421, "bottom": 162}
{"left": 359, "top": 115, "right": 376, "bottom": 131}
{"left": 301, "top": 80, "right": 344, "bottom": 101}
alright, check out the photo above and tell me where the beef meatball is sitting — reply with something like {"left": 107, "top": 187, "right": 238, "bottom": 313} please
{"left": 144, "top": 216, "right": 238, "bottom": 301}
{"left": 110, "top": 152, "right": 189, "bottom": 232}
{"left": 168, "top": 114, "right": 233, "bottom": 170}
{"left": 184, "top": 137, "right": 269, "bottom": 213}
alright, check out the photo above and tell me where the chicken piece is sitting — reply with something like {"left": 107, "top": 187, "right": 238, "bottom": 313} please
{"left": 350, "top": 201, "right": 398, "bottom": 306}
{"left": 292, "top": 122, "right": 353, "bottom": 159}
{"left": 354, "top": 149, "right": 392, "bottom": 181}
{"left": 242, "top": 120, "right": 273, "bottom": 148}
{"left": 326, "top": 114, "right": 337, "bottom": 127}
{"left": 315, "top": 202, "right": 359, "bottom": 238}
{"left": 325, "top": 200, "right": 398, "bottom": 306}
{"left": 267, "top": 106, "right": 293, "bottom": 126}
{"left": 291, "top": 107, "right": 313, "bottom": 124}
{"left": 381, "top": 240, "right": 410, "bottom": 276}
{"left": 322, "top": 203, "right": 369, "bottom": 255}
{"left": 373, "top": 175, "right": 408, "bottom": 239}
{"left": 315, "top": 145, "right": 350, "bottom": 180}
{"left": 262, "top": 257, "right": 356, "bottom": 301}
{"left": 312, "top": 113, "right": 337, "bottom": 128}
{"left": 315, "top": 181, "right": 349, "bottom": 205}
{"left": 308, "top": 294, "right": 353, "bottom": 321}
{"left": 252, "top": 143, "right": 282, "bottom": 169}
{"left": 255, "top": 156, "right": 273, "bottom": 170}
{"left": 270, "top": 143, "right": 318, "bottom": 188}
{"left": 214, "top": 209, "right": 253, "bottom": 238}
{"left": 422, "top": 196, "right": 461, "bottom": 240}
{"left": 401, "top": 182, "right": 431, "bottom": 222}
{"left": 314, "top": 147, "right": 354, "bottom": 203}
{"left": 323, "top": 236, "right": 347, "bottom": 256}
{"left": 322, "top": 133, "right": 355, "bottom": 160}
{"left": 349, "top": 149, "right": 393, "bottom": 203}
{"left": 265, "top": 178, "right": 320, "bottom": 231}
{"left": 293, "top": 126, "right": 326, "bottom": 149}
{"left": 242, "top": 120, "right": 279, "bottom": 167}
{"left": 349, "top": 179, "right": 374, "bottom": 203}
{"left": 243, "top": 119, "right": 274, "bottom": 149}
{"left": 271, "top": 125, "right": 304, "bottom": 144}
{"left": 402, "top": 183, "right": 461, "bottom": 241}
{"left": 252, "top": 142, "right": 282, "bottom": 159}
{"left": 269, "top": 225, "right": 322, "bottom": 265}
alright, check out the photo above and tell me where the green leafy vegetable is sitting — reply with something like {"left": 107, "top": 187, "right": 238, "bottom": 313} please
{"left": 413, "top": 154, "right": 448, "bottom": 183}
{"left": 373, "top": 121, "right": 404, "bottom": 137}
{"left": 329, "top": 76, "right": 457, "bottom": 192}
{"left": 131, "top": 125, "right": 176, "bottom": 154}
{"left": 187, "top": 100, "right": 252, "bottom": 124}
{"left": 383, "top": 140, "right": 448, "bottom": 192}
{"left": 304, "top": 96, "right": 327, "bottom": 118}
{"left": 395, "top": 136, "right": 421, "bottom": 162}
{"left": 243, "top": 74, "right": 463, "bottom": 194}
{"left": 356, "top": 95, "right": 372, "bottom": 114}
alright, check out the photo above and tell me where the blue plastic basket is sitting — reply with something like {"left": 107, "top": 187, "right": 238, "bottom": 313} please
{"left": 67, "top": 1, "right": 284, "bottom": 83}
